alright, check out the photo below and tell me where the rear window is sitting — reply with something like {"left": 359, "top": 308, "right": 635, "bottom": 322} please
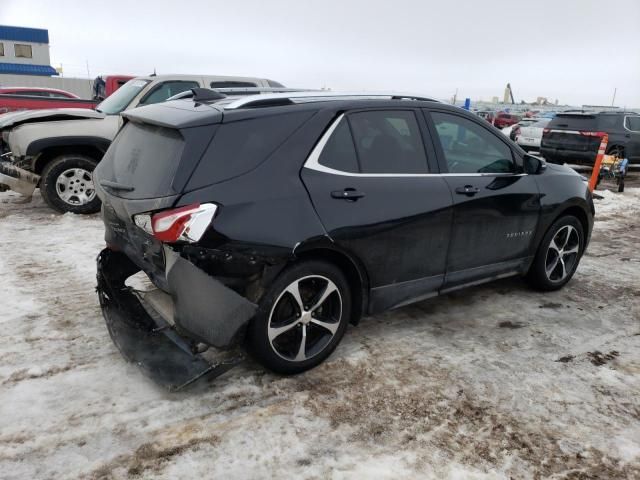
{"left": 548, "top": 114, "right": 597, "bottom": 131}
{"left": 99, "top": 121, "right": 184, "bottom": 199}
{"left": 188, "top": 111, "right": 313, "bottom": 189}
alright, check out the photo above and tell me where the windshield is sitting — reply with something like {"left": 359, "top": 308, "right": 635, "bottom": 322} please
{"left": 96, "top": 79, "right": 150, "bottom": 115}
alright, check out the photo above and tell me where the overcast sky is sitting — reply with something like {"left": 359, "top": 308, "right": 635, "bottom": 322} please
{"left": 1, "top": 0, "right": 639, "bottom": 107}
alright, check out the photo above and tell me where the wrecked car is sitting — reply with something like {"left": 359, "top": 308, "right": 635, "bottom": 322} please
{"left": 0, "top": 74, "right": 285, "bottom": 214}
{"left": 95, "top": 91, "right": 594, "bottom": 390}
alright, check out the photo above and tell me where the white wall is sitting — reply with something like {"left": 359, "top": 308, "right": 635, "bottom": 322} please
{"left": 0, "top": 40, "right": 51, "bottom": 66}
{"left": 0, "top": 74, "right": 93, "bottom": 98}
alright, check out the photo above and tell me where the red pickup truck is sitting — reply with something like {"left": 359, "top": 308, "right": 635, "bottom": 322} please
{"left": 0, "top": 75, "right": 133, "bottom": 114}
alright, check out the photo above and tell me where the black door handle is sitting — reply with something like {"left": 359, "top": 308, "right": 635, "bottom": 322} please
{"left": 331, "top": 188, "right": 365, "bottom": 201}
{"left": 455, "top": 185, "right": 480, "bottom": 196}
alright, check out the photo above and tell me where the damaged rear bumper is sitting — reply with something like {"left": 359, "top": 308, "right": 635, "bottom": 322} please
{"left": 0, "top": 160, "right": 39, "bottom": 196}
{"left": 96, "top": 248, "right": 256, "bottom": 391}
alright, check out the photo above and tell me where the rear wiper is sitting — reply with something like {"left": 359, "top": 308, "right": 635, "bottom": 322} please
{"left": 100, "top": 180, "right": 135, "bottom": 192}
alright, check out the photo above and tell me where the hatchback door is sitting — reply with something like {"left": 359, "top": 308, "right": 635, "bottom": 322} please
{"left": 425, "top": 109, "right": 541, "bottom": 291}
{"left": 301, "top": 109, "right": 453, "bottom": 312}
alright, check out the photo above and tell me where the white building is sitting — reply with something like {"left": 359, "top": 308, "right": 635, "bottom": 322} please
{"left": 0, "top": 25, "right": 57, "bottom": 76}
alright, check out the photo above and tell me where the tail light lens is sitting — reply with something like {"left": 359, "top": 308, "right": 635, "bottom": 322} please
{"left": 134, "top": 203, "right": 217, "bottom": 243}
{"left": 543, "top": 128, "right": 550, "bottom": 134}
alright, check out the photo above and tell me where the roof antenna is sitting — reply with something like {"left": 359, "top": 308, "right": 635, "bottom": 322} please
{"left": 150, "top": 68, "right": 157, "bottom": 77}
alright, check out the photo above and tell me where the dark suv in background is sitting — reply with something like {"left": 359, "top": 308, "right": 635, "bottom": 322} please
{"left": 541, "top": 111, "right": 640, "bottom": 164}
{"left": 94, "top": 91, "right": 594, "bottom": 390}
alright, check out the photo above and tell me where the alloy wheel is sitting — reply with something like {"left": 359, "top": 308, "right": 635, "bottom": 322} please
{"left": 268, "top": 275, "right": 342, "bottom": 362}
{"left": 545, "top": 225, "right": 580, "bottom": 282}
{"left": 55, "top": 168, "right": 96, "bottom": 206}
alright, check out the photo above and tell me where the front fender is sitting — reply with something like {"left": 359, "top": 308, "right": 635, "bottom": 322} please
{"left": 7, "top": 117, "right": 118, "bottom": 158}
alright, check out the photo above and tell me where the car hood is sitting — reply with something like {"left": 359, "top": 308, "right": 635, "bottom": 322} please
{"left": 0, "top": 108, "right": 105, "bottom": 130}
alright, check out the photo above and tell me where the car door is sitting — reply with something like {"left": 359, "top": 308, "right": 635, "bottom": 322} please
{"left": 301, "top": 109, "right": 453, "bottom": 313}
{"left": 424, "top": 109, "right": 541, "bottom": 291}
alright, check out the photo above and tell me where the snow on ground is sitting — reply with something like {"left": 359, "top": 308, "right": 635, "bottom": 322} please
{"left": 0, "top": 188, "right": 639, "bottom": 480}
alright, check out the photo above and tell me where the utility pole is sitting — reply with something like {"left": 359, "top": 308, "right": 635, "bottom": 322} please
{"left": 611, "top": 87, "right": 617, "bottom": 107}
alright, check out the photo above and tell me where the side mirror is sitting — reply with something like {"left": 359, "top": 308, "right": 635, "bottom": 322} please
{"left": 524, "top": 154, "right": 547, "bottom": 174}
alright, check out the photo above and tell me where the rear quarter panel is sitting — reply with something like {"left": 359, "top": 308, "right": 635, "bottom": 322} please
{"left": 177, "top": 110, "right": 331, "bottom": 253}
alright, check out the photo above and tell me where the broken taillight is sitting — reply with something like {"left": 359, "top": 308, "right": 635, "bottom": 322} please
{"left": 133, "top": 203, "right": 218, "bottom": 243}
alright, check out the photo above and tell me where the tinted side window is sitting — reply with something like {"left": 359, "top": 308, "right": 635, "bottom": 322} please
{"left": 318, "top": 119, "right": 359, "bottom": 173}
{"left": 431, "top": 112, "right": 514, "bottom": 174}
{"left": 189, "top": 111, "right": 313, "bottom": 189}
{"left": 597, "top": 115, "right": 620, "bottom": 130}
{"left": 210, "top": 81, "right": 257, "bottom": 88}
{"left": 139, "top": 81, "right": 199, "bottom": 105}
{"left": 625, "top": 116, "right": 640, "bottom": 132}
{"left": 348, "top": 110, "right": 428, "bottom": 174}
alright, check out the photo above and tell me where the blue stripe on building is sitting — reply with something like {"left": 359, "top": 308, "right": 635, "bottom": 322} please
{"left": 0, "top": 25, "right": 49, "bottom": 44}
{"left": 0, "top": 63, "right": 58, "bottom": 76}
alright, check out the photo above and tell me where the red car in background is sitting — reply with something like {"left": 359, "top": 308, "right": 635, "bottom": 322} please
{"left": 493, "top": 112, "right": 521, "bottom": 129}
{"left": 0, "top": 87, "right": 98, "bottom": 114}
{"left": 0, "top": 75, "right": 133, "bottom": 114}
{"left": 0, "top": 87, "right": 80, "bottom": 98}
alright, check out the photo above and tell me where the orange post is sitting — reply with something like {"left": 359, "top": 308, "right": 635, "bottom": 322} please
{"left": 588, "top": 133, "right": 609, "bottom": 192}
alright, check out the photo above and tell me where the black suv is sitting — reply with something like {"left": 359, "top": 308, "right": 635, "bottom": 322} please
{"left": 541, "top": 111, "right": 640, "bottom": 164}
{"left": 94, "top": 91, "right": 594, "bottom": 390}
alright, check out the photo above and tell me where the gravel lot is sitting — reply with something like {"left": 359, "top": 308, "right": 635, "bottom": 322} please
{"left": 0, "top": 186, "right": 638, "bottom": 480}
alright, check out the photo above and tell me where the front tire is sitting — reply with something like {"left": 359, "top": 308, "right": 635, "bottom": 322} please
{"left": 527, "top": 215, "right": 584, "bottom": 291}
{"left": 246, "top": 260, "right": 351, "bottom": 374}
{"left": 40, "top": 155, "right": 101, "bottom": 214}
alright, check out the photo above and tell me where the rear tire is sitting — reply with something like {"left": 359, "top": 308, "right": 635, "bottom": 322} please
{"left": 40, "top": 155, "right": 101, "bottom": 214}
{"left": 246, "top": 260, "right": 351, "bottom": 374}
{"left": 527, "top": 215, "right": 584, "bottom": 291}
{"left": 607, "top": 145, "right": 625, "bottom": 158}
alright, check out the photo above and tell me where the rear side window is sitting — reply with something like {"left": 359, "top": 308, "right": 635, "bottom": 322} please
{"left": 348, "top": 110, "right": 428, "bottom": 174}
{"left": 100, "top": 122, "right": 184, "bottom": 199}
{"left": 318, "top": 120, "right": 359, "bottom": 173}
{"left": 317, "top": 111, "right": 429, "bottom": 174}
{"left": 139, "top": 81, "right": 199, "bottom": 105}
{"left": 626, "top": 116, "right": 640, "bottom": 131}
{"left": 188, "top": 111, "right": 313, "bottom": 189}
{"left": 431, "top": 112, "right": 514, "bottom": 174}
{"left": 210, "top": 81, "right": 257, "bottom": 88}
{"left": 597, "top": 115, "right": 620, "bottom": 130}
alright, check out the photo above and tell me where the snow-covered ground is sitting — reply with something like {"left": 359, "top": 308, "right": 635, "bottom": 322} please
{"left": 0, "top": 189, "right": 638, "bottom": 480}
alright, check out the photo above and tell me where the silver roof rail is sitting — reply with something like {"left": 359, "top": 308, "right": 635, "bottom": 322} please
{"left": 223, "top": 91, "right": 439, "bottom": 109}
{"left": 167, "top": 87, "right": 318, "bottom": 102}
{"left": 215, "top": 87, "right": 317, "bottom": 95}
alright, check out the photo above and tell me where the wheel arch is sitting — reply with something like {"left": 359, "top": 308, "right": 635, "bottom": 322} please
{"left": 606, "top": 144, "right": 625, "bottom": 156}
{"left": 554, "top": 205, "right": 590, "bottom": 242}
{"left": 30, "top": 138, "right": 109, "bottom": 174}
{"left": 293, "top": 245, "right": 369, "bottom": 325}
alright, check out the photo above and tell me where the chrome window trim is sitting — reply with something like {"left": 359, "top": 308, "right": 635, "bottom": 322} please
{"left": 303, "top": 114, "right": 527, "bottom": 178}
